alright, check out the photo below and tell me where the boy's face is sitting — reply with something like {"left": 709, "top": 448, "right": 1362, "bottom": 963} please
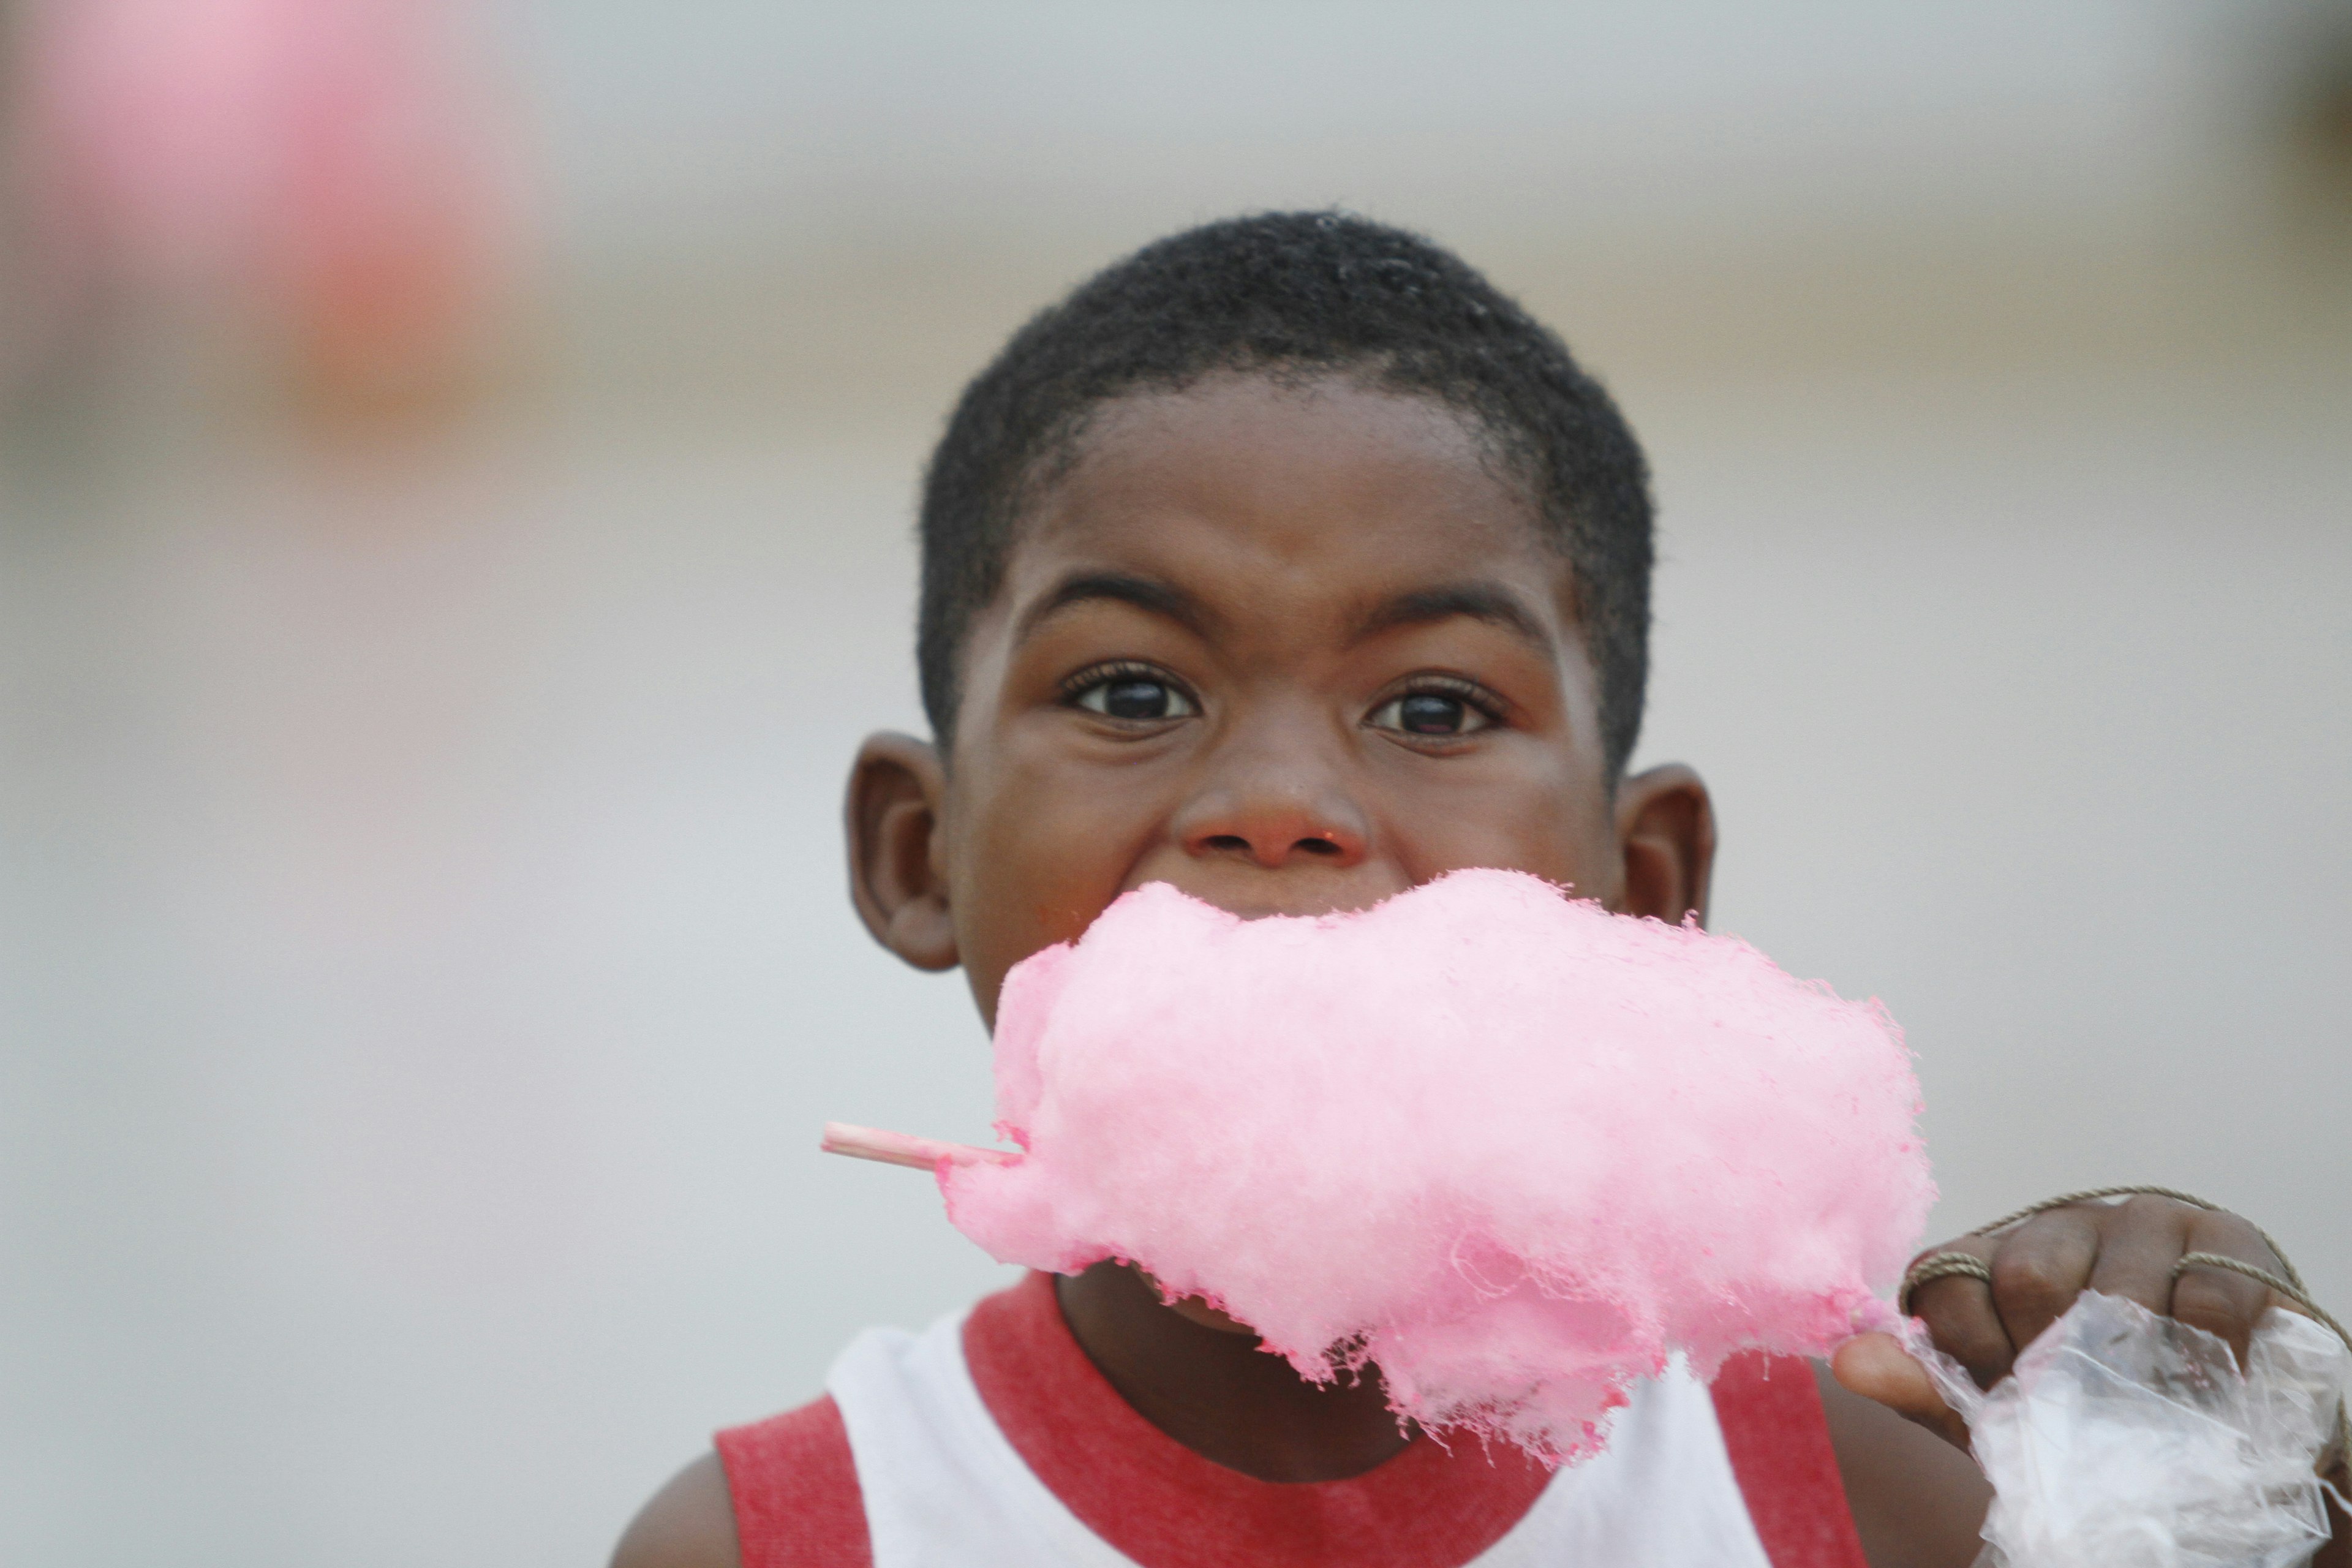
{"left": 850, "top": 372, "right": 1713, "bottom": 1025}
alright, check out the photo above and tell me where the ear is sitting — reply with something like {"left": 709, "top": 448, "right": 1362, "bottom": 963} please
{"left": 845, "top": 731, "right": 960, "bottom": 971}
{"left": 1613, "top": 763, "right": 1716, "bottom": 926}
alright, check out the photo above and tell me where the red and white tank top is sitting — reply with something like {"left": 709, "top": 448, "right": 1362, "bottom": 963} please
{"left": 717, "top": 1273, "right": 1868, "bottom": 1568}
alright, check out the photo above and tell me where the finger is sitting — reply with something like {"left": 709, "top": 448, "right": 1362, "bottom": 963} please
{"left": 1832, "top": 1332, "right": 1970, "bottom": 1449}
{"left": 2086, "top": 1193, "right": 2195, "bottom": 1317}
{"left": 1987, "top": 1207, "right": 2101, "bottom": 1357}
{"left": 2169, "top": 1210, "right": 2283, "bottom": 1371}
{"left": 1907, "top": 1235, "right": 2015, "bottom": 1390}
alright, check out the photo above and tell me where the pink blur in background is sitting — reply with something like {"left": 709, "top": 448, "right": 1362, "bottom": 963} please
{"left": 7, "top": 0, "right": 520, "bottom": 404}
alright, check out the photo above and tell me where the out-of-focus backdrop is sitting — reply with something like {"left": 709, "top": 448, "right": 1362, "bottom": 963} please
{"left": 3, "top": 2, "right": 2348, "bottom": 1562}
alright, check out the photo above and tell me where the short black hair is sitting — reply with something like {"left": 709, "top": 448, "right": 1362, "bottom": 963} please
{"left": 916, "top": 211, "right": 1655, "bottom": 778}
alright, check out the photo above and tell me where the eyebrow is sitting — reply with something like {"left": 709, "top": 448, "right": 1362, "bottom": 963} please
{"left": 1012, "top": 570, "right": 1213, "bottom": 645}
{"left": 1351, "top": 581, "right": 1556, "bottom": 655}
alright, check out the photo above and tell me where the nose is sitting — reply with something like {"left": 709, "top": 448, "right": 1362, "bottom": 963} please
{"left": 1172, "top": 730, "right": 1371, "bottom": 870}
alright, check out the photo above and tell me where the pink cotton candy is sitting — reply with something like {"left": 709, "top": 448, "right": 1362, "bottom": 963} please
{"left": 940, "top": 869, "right": 1934, "bottom": 1465}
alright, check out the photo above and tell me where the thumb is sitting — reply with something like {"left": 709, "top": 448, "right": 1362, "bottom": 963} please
{"left": 1831, "top": 1332, "right": 1971, "bottom": 1449}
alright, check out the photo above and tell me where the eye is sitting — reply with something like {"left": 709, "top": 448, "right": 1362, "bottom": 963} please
{"left": 1367, "top": 684, "right": 1499, "bottom": 737}
{"left": 1066, "top": 665, "right": 1199, "bottom": 723}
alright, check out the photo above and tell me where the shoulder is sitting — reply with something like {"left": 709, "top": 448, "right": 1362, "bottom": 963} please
{"left": 1810, "top": 1362, "right": 1989, "bottom": 1568}
{"left": 612, "top": 1395, "right": 871, "bottom": 1568}
{"left": 611, "top": 1453, "right": 741, "bottom": 1568}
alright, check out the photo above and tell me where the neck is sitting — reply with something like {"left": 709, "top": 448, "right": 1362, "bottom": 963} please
{"left": 1053, "top": 1261, "right": 1413, "bottom": 1482}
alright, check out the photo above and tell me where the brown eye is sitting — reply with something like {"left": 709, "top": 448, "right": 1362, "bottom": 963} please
{"left": 1368, "top": 690, "right": 1496, "bottom": 736}
{"left": 1073, "top": 674, "right": 1197, "bottom": 722}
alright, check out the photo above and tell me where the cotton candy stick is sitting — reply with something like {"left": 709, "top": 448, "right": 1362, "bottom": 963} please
{"left": 821, "top": 1121, "right": 1015, "bottom": 1172}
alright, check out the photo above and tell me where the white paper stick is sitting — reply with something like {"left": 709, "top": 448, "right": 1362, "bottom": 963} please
{"left": 820, "top": 1121, "right": 1016, "bottom": 1171}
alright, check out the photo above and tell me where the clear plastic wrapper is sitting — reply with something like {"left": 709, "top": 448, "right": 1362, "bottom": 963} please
{"left": 1910, "top": 1291, "right": 2350, "bottom": 1568}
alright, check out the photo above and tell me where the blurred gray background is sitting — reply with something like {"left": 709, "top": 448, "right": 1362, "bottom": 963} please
{"left": 2, "top": 1, "right": 2348, "bottom": 1562}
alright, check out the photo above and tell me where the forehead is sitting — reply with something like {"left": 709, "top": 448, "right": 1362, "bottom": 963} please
{"left": 1011, "top": 374, "right": 1567, "bottom": 620}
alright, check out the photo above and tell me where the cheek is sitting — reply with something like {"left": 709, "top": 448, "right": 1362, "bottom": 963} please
{"left": 948, "top": 734, "right": 1176, "bottom": 1017}
{"left": 1380, "top": 748, "right": 1619, "bottom": 900}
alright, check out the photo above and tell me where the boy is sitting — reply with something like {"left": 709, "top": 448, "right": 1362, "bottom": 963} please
{"left": 616, "top": 213, "right": 2342, "bottom": 1567}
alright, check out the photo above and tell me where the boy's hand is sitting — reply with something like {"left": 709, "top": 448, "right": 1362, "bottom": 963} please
{"left": 1832, "top": 1194, "right": 2291, "bottom": 1447}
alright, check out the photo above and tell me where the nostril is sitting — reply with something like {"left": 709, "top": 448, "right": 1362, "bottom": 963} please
{"left": 1297, "top": 837, "right": 1340, "bottom": 857}
{"left": 1206, "top": 834, "right": 1250, "bottom": 853}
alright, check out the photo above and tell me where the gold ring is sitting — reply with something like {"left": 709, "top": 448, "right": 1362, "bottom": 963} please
{"left": 1900, "top": 1251, "right": 1993, "bottom": 1316}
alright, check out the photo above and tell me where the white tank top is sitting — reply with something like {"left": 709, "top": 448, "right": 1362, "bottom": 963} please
{"left": 826, "top": 1306, "right": 1777, "bottom": 1568}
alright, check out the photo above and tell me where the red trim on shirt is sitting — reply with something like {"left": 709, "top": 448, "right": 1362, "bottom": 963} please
{"left": 715, "top": 1393, "right": 871, "bottom": 1568}
{"left": 714, "top": 1275, "right": 1871, "bottom": 1568}
{"left": 1709, "top": 1351, "right": 1872, "bottom": 1568}
{"left": 962, "top": 1270, "right": 1553, "bottom": 1568}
